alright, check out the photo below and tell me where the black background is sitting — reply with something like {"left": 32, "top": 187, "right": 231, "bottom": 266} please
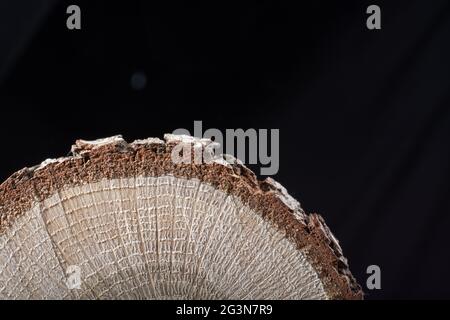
{"left": 1, "top": 0, "right": 449, "bottom": 299}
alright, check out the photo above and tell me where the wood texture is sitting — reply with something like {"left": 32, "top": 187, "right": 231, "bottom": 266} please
{"left": 0, "top": 135, "right": 363, "bottom": 300}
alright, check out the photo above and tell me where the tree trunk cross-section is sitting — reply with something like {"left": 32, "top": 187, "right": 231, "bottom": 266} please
{"left": 0, "top": 135, "right": 363, "bottom": 300}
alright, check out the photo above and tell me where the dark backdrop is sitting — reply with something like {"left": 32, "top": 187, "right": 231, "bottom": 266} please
{"left": 1, "top": 0, "right": 449, "bottom": 299}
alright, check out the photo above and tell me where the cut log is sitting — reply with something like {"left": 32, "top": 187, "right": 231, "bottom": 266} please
{"left": 0, "top": 135, "right": 363, "bottom": 300}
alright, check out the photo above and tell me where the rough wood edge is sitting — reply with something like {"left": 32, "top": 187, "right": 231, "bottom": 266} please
{"left": 0, "top": 135, "right": 363, "bottom": 300}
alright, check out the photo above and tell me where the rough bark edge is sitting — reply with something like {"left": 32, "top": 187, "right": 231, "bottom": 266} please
{"left": 0, "top": 135, "right": 363, "bottom": 300}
